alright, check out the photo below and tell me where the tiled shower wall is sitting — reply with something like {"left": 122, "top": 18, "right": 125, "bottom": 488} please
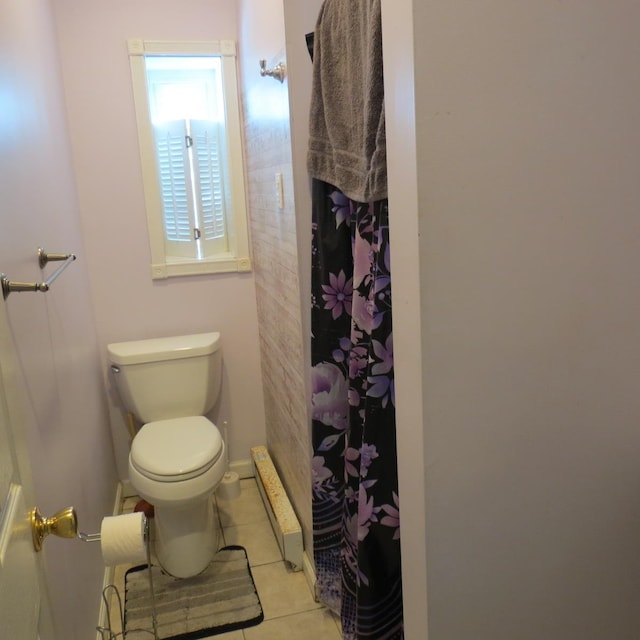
{"left": 241, "top": 83, "right": 313, "bottom": 557}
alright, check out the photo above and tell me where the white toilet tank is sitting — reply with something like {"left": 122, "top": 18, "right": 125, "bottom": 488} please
{"left": 107, "top": 332, "right": 222, "bottom": 423}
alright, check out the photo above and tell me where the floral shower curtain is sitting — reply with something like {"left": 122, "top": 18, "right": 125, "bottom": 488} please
{"left": 311, "top": 179, "right": 403, "bottom": 639}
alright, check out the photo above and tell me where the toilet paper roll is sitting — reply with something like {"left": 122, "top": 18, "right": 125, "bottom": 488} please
{"left": 100, "top": 512, "right": 147, "bottom": 566}
{"left": 217, "top": 471, "right": 241, "bottom": 500}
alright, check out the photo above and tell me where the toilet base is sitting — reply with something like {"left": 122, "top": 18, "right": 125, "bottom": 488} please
{"left": 153, "top": 497, "right": 218, "bottom": 578}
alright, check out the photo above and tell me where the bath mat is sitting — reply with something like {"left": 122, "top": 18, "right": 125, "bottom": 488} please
{"left": 124, "top": 546, "right": 263, "bottom": 640}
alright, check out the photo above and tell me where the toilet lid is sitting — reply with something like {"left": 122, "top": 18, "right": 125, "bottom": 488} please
{"left": 131, "top": 416, "right": 223, "bottom": 482}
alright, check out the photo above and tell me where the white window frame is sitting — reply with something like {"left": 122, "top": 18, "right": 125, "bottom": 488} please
{"left": 128, "top": 39, "right": 251, "bottom": 279}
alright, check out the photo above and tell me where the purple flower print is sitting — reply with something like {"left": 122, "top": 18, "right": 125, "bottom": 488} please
{"left": 311, "top": 362, "right": 349, "bottom": 429}
{"left": 367, "top": 374, "right": 393, "bottom": 408}
{"left": 332, "top": 336, "right": 352, "bottom": 365}
{"left": 312, "top": 456, "right": 333, "bottom": 492}
{"left": 345, "top": 447, "right": 359, "bottom": 478}
{"left": 312, "top": 185, "right": 401, "bottom": 627}
{"left": 329, "top": 190, "right": 350, "bottom": 228}
{"left": 371, "top": 334, "right": 393, "bottom": 375}
{"left": 351, "top": 290, "right": 381, "bottom": 334}
{"left": 380, "top": 492, "right": 400, "bottom": 540}
{"left": 360, "top": 443, "right": 379, "bottom": 476}
{"left": 368, "top": 335, "right": 395, "bottom": 406}
{"left": 322, "top": 270, "right": 353, "bottom": 320}
{"left": 357, "top": 481, "right": 380, "bottom": 542}
{"left": 348, "top": 344, "right": 368, "bottom": 380}
{"left": 346, "top": 443, "right": 379, "bottom": 479}
{"left": 353, "top": 229, "right": 373, "bottom": 291}
{"left": 384, "top": 235, "right": 391, "bottom": 273}
{"left": 342, "top": 514, "right": 370, "bottom": 587}
{"left": 318, "top": 433, "right": 343, "bottom": 452}
{"left": 374, "top": 272, "right": 391, "bottom": 307}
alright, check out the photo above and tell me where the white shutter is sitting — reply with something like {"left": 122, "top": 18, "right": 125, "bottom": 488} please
{"left": 190, "top": 120, "right": 229, "bottom": 252}
{"left": 153, "top": 121, "right": 195, "bottom": 247}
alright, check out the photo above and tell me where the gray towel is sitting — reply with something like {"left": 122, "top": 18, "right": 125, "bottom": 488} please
{"left": 307, "top": 0, "right": 387, "bottom": 202}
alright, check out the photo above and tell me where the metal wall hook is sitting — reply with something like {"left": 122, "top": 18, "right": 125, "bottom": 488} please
{"left": 259, "top": 59, "right": 286, "bottom": 83}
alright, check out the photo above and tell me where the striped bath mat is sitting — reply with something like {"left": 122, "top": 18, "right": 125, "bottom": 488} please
{"left": 124, "top": 546, "right": 263, "bottom": 640}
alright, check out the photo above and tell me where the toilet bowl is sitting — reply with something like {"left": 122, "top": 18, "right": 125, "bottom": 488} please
{"left": 128, "top": 416, "right": 226, "bottom": 577}
{"left": 107, "top": 333, "right": 225, "bottom": 578}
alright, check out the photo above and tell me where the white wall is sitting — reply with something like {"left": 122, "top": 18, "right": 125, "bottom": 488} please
{"left": 280, "top": 0, "right": 324, "bottom": 561}
{"left": 283, "top": 0, "right": 323, "bottom": 339}
{"left": 380, "top": 1, "right": 429, "bottom": 637}
{"left": 51, "top": 0, "right": 267, "bottom": 481}
{"left": 0, "top": 0, "right": 119, "bottom": 637}
{"left": 386, "top": 1, "right": 640, "bottom": 638}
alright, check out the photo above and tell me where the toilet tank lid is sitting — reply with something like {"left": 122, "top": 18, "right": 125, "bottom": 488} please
{"left": 107, "top": 332, "right": 221, "bottom": 365}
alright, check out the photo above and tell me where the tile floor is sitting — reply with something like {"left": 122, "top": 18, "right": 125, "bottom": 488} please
{"left": 107, "top": 478, "right": 341, "bottom": 640}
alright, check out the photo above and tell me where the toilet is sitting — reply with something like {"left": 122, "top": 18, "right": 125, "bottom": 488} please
{"left": 107, "top": 332, "right": 226, "bottom": 578}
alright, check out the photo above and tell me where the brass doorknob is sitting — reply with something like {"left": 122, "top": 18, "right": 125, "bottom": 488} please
{"left": 30, "top": 506, "right": 78, "bottom": 552}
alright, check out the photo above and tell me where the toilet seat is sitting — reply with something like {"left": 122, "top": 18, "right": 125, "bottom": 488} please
{"left": 131, "top": 416, "right": 223, "bottom": 482}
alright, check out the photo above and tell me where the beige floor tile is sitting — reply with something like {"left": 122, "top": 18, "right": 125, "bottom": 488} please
{"left": 222, "top": 519, "right": 281, "bottom": 566}
{"left": 251, "top": 561, "right": 322, "bottom": 620}
{"left": 243, "top": 608, "right": 342, "bottom": 640}
{"left": 217, "top": 483, "right": 268, "bottom": 528}
{"left": 206, "top": 630, "right": 245, "bottom": 640}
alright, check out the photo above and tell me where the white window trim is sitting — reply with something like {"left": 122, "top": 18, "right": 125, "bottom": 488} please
{"left": 128, "top": 38, "right": 251, "bottom": 279}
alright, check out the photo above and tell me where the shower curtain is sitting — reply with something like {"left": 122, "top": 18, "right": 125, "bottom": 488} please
{"left": 308, "top": 3, "right": 402, "bottom": 636}
{"left": 310, "top": 182, "right": 403, "bottom": 640}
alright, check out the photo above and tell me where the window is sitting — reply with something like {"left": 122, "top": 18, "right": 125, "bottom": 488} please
{"left": 128, "top": 39, "right": 251, "bottom": 278}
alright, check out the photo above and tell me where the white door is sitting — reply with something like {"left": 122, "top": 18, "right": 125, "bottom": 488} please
{"left": 0, "top": 302, "right": 52, "bottom": 639}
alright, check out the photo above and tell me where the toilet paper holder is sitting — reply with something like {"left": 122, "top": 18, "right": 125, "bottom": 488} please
{"left": 78, "top": 530, "right": 101, "bottom": 543}
{"left": 31, "top": 505, "right": 158, "bottom": 636}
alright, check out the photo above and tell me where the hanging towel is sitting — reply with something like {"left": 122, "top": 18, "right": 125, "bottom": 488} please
{"left": 307, "top": 0, "right": 387, "bottom": 203}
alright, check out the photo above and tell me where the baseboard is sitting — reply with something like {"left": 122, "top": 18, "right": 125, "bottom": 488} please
{"left": 95, "top": 482, "right": 123, "bottom": 640}
{"left": 251, "top": 445, "right": 303, "bottom": 571}
{"left": 229, "top": 457, "right": 254, "bottom": 479}
{"left": 302, "top": 550, "right": 318, "bottom": 601}
{"left": 120, "top": 478, "right": 135, "bottom": 497}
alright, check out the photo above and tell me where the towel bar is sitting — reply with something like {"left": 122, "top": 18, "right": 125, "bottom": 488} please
{"left": 1, "top": 248, "right": 77, "bottom": 300}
